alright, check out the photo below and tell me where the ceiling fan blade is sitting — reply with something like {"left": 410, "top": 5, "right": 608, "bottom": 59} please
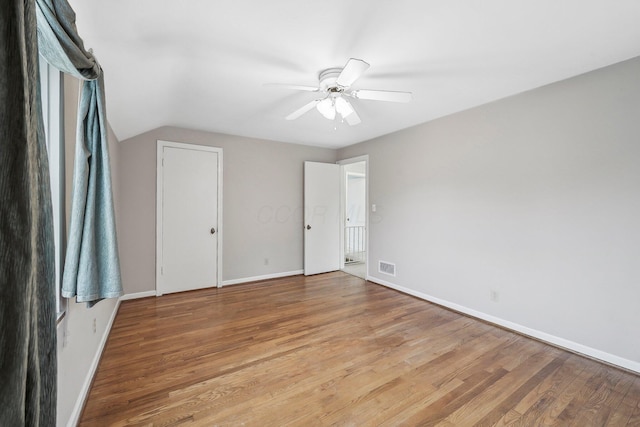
{"left": 285, "top": 99, "right": 321, "bottom": 120}
{"left": 336, "top": 58, "right": 370, "bottom": 88}
{"left": 345, "top": 104, "right": 361, "bottom": 126}
{"left": 351, "top": 89, "right": 412, "bottom": 103}
{"left": 264, "top": 83, "right": 319, "bottom": 92}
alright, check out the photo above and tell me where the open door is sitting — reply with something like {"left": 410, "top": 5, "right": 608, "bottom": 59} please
{"left": 304, "top": 161, "right": 340, "bottom": 275}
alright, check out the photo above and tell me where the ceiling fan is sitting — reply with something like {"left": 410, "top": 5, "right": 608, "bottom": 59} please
{"left": 270, "top": 58, "right": 412, "bottom": 126}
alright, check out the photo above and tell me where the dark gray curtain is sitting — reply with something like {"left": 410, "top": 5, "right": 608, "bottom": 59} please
{"left": 0, "top": 0, "right": 57, "bottom": 425}
{"left": 36, "top": 0, "right": 123, "bottom": 307}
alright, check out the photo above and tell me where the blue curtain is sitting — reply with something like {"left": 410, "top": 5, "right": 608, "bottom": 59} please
{"left": 0, "top": 0, "right": 57, "bottom": 424}
{"left": 36, "top": 0, "right": 123, "bottom": 307}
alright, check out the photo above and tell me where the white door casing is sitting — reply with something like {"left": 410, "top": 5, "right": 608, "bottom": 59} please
{"left": 304, "top": 161, "right": 340, "bottom": 275}
{"left": 156, "top": 141, "right": 223, "bottom": 295}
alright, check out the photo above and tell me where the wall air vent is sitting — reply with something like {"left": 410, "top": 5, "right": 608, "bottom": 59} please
{"left": 378, "top": 261, "right": 396, "bottom": 277}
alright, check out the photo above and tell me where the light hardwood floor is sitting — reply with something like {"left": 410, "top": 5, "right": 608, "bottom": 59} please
{"left": 80, "top": 272, "right": 640, "bottom": 426}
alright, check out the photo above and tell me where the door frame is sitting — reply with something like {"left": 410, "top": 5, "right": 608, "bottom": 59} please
{"left": 156, "top": 140, "right": 223, "bottom": 295}
{"left": 337, "top": 155, "right": 369, "bottom": 280}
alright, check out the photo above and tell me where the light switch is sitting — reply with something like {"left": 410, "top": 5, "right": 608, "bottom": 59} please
{"left": 371, "top": 204, "right": 377, "bottom": 212}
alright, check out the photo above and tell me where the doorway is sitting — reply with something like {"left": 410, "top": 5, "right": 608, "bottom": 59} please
{"left": 339, "top": 157, "right": 368, "bottom": 279}
{"left": 302, "top": 157, "right": 368, "bottom": 279}
{"left": 156, "top": 140, "right": 223, "bottom": 295}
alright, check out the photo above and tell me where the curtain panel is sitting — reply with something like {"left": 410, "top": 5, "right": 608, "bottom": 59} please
{"left": 0, "top": 0, "right": 57, "bottom": 424}
{"left": 36, "top": 0, "right": 123, "bottom": 307}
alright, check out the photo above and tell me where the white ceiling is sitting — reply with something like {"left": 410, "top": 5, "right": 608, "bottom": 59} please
{"left": 70, "top": 0, "right": 640, "bottom": 149}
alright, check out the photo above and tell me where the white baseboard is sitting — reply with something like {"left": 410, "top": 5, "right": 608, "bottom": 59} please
{"left": 222, "top": 270, "right": 303, "bottom": 287}
{"left": 120, "top": 290, "right": 156, "bottom": 301}
{"left": 66, "top": 299, "right": 121, "bottom": 427}
{"left": 367, "top": 275, "right": 640, "bottom": 374}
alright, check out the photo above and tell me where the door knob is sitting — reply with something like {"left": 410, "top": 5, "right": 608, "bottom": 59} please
{"left": 210, "top": 227, "right": 216, "bottom": 234}
{"left": 306, "top": 225, "right": 311, "bottom": 230}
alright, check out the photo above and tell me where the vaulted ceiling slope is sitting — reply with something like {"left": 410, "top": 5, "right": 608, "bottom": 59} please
{"left": 70, "top": 0, "right": 640, "bottom": 149}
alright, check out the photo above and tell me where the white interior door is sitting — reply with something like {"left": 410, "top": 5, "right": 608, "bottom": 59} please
{"left": 304, "top": 161, "right": 340, "bottom": 275}
{"left": 157, "top": 142, "right": 222, "bottom": 295}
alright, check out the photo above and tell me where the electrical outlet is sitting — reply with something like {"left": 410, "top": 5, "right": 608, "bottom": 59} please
{"left": 490, "top": 290, "right": 499, "bottom": 302}
{"left": 264, "top": 258, "right": 269, "bottom": 266}
{"left": 92, "top": 318, "right": 97, "bottom": 334}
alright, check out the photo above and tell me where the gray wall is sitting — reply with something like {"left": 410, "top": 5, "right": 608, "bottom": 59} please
{"left": 57, "top": 75, "right": 121, "bottom": 427}
{"left": 338, "top": 56, "right": 640, "bottom": 367}
{"left": 118, "top": 127, "right": 337, "bottom": 294}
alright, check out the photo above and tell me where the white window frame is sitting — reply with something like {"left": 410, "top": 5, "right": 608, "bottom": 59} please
{"left": 39, "top": 57, "right": 66, "bottom": 321}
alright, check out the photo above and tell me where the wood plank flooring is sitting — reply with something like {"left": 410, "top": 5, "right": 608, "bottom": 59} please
{"left": 80, "top": 272, "right": 640, "bottom": 426}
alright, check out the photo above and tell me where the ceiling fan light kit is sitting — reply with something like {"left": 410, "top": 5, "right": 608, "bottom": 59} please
{"left": 278, "top": 58, "right": 412, "bottom": 126}
{"left": 317, "top": 98, "right": 336, "bottom": 120}
{"left": 335, "top": 97, "right": 354, "bottom": 118}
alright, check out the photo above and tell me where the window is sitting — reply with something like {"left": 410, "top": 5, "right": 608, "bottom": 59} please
{"left": 39, "top": 58, "right": 66, "bottom": 320}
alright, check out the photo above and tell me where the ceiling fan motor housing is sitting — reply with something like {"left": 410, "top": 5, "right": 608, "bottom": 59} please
{"left": 319, "top": 68, "right": 344, "bottom": 92}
